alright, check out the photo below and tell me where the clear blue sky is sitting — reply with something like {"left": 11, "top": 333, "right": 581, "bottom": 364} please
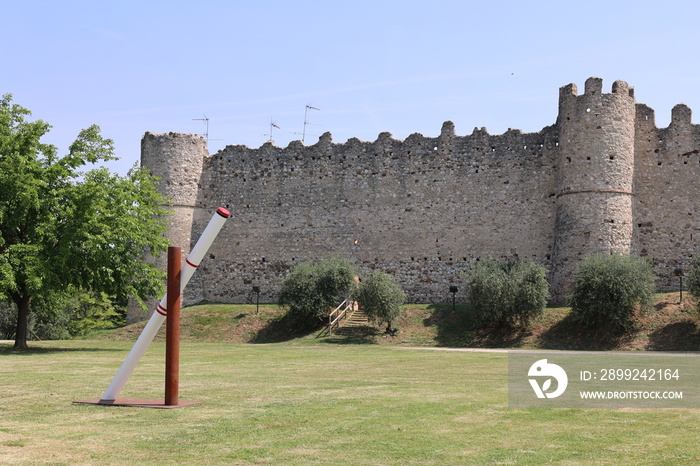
{"left": 3, "top": 0, "right": 700, "bottom": 175}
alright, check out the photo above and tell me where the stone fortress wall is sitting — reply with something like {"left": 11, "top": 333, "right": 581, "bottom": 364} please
{"left": 139, "top": 77, "right": 700, "bottom": 311}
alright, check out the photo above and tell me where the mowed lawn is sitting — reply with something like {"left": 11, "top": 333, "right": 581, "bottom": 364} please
{"left": 1, "top": 341, "right": 699, "bottom": 464}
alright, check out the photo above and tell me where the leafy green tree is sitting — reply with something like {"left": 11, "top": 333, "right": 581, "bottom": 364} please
{"left": 354, "top": 270, "right": 406, "bottom": 332}
{"left": 461, "top": 257, "right": 549, "bottom": 328}
{"left": 569, "top": 253, "right": 655, "bottom": 329}
{"left": 278, "top": 256, "right": 356, "bottom": 329}
{"left": 0, "top": 94, "right": 170, "bottom": 349}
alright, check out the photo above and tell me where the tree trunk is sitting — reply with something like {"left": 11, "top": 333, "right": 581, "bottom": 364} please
{"left": 13, "top": 294, "right": 32, "bottom": 350}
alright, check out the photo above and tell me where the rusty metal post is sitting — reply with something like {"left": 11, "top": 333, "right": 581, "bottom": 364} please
{"left": 165, "top": 246, "right": 181, "bottom": 406}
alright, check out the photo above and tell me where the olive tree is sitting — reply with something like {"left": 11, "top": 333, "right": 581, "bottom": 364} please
{"left": 278, "top": 256, "right": 356, "bottom": 329}
{"left": 569, "top": 253, "right": 655, "bottom": 329}
{"left": 461, "top": 257, "right": 549, "bottom": 328}
{"left": 355, "top": 270, "right": 406, "bottom": 333}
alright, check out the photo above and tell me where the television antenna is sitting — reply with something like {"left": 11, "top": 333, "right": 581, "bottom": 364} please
{"left": 264, "top": 117, "right": 280, "bottom": 142}
{"left": 192, "top": 115, "right": 210, "bottom": 140}
{"left": 192, "top": 115, "right": 223, "bottom": 143}
{"left": 302, "top": 105, "right": 320, "bottom": 144}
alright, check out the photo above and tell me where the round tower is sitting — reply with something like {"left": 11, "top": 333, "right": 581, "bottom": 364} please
{"left": 550, "top": 77, "right": 637, "bottom": 301}
{"left": 127, "top": 131, "right": 207, "bottom": 322}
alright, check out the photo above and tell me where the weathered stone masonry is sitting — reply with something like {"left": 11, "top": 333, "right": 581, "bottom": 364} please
{"left": 137, "top": 77, "right": 700, "bottom": 314}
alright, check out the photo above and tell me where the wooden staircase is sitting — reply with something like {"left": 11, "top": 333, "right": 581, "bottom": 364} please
{"left": 333, "top": 309, "right": 370, "bottom": 336}
{"left": 317, "top": 300, "right": 372, "bottom": 338}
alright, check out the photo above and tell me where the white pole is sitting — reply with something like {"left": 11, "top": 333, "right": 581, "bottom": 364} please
{"left": 100, "top": 207, "right": 231, "bottom": 402}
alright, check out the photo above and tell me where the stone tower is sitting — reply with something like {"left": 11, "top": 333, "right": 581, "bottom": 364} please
{"left": 127, "top": 132, "right": 207, "bottom": 322}
{"left": 140, "top": 131, "right": 207, "bottom": 253}
{"left": 550, "top": 77, "right": 637, "bottom": 300}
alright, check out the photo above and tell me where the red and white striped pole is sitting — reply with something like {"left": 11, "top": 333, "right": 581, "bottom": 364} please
{"left": 100, "top": 207, "right": 230, "bottom": 402}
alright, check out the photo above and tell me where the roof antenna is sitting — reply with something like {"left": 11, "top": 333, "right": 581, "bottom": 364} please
{"left": 192, "top": 115, "right": 209, "bottom": 141}
{"left": 302, "top": 105, "right": 320, "bottom": 144}
{"left": 264, "top": 117, "right": 280, "bottom": 143}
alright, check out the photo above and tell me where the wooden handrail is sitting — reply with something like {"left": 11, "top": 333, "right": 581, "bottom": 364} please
{"left": 328, "top": 299, "right": 354, "bottom": 336}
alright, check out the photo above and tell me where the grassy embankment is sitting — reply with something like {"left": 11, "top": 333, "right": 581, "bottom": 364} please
{"left": 98, "top": 292, "right": 700, "bottom": 351}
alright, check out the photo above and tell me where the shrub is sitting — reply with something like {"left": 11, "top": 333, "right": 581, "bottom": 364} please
{"left": 569, "top": 253, "right": 655, "bottom": 329}
{"left": 686, "top": 255, "right": 700, "bottom": 307}
{"left": 37, "top": 289, "right": 121, "bottom": 338}
{"left": 0, "top": 301, "right": 34, "bottom": 340}
{"left": 0, "top": 288, "right": 120, "bottom": 340}
{"left": 355, "top": 270, "right": 406, "bottom": 332}
{"left": 461, "top": 257, "right": 549, "bottom": 328}
{"left": 278, "top": 256, "right": 356, "bottom": 329}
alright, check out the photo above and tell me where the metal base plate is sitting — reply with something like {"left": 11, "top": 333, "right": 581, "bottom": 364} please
{"left": 74, "top": 398, "right": 201, "bottom": 409}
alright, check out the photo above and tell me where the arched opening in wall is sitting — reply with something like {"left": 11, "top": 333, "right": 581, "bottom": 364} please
{"left": 609, "top": 154, "right": 615, "bottom": 160}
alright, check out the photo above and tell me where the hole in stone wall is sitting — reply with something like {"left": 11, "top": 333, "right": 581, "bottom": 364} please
{"left": 609, "top": 155, "right": 615, "bottom": 160}
{"left": 586, "top": 108, "right": 591, "bottom": 113}
{"left": 586, "top": 157, "right": 591, "bottom": 160}
{"left": 658, "top": 162, "right": 662, "bottom": 166}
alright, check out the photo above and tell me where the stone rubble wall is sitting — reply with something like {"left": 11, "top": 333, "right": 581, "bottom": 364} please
{"left": 135, "top": 77, "right": 700, "bottom": 316}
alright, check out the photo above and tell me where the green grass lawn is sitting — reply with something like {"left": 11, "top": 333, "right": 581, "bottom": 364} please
{"left": 1, "top": 340, "right": 699, "bottom": 464}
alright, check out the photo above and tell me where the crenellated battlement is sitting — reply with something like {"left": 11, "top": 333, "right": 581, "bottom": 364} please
{"left": 135, "top": 77, "right": 700, "bottom": 315}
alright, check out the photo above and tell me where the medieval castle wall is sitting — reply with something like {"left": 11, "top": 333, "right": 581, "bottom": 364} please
{"left": 138, "top": 77, "right": 700, "bottom": 312}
